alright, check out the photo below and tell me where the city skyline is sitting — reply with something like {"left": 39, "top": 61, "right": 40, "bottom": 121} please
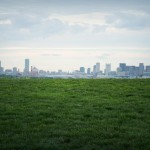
{"left": 0, "top": 0, "right": 150, "bottom": 70}
{"left": 0, "top": 58, "right": 150, "bottom": 73}
{"left": 1, "top": 58, "right": 150, "bottom": 78}
{"left": 0, "top": 56, "right": 150, "bottom": 72}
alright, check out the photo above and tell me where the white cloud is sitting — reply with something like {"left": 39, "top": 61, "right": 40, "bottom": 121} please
{"left": 0, "top": 19, "right": 12, "bottom": 25}
{"left": 106, "top": 10, "right": 150, "bottom": 30}
{"left": 48, "top": 12, "right": 109, "bottom": 25}
{"left": 120, "top": 10, "right": 148, "bottom": 17}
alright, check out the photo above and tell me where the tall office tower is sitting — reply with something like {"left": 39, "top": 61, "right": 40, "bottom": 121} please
{"left": 135, "top": 67, "right": 140, "bottom": 76}
{"left": 25, "top": 59, "right": 29, "bottom": 72}
{"left": 105, "top": 64, "right": 111, "bottom": 75}
{"left": 146, "top": 66, "right": 150, "bottom": 72}
{"left": 93, "top": 65, "right": 96, "bottom": 75}
{"left": 24, "top": 59, "right": 30, "bottom": 76}
{"left": 0, "top": 67, "right": 4, "bottom": 74}
{"left": 119, "top": 63, "right": 126, "bottom": 72}
{"left": 13, "top": 67, "right": 17, "bottom": 76}
{"left": 80, "top": 67, "right": 85, "bottom": 73}
{"left": 87, "top": 68, "right": 91, "bottom": 74}
{"left": 96, "top": 62, "right": 100, "bottom": 73}
{"left": 129, "top": 66, "right": 135, "bottom": 76}
{"left": 0, "top": 60, "right": 4, "bottom": 75}
{"left": 139, "top": 63, "right": 144, "bottom": 76}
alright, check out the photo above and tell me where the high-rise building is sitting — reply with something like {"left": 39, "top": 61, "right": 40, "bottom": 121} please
{"left": 96, "top": 62, "right": 100, "bottom": 73}
{"left": 87, "top": 68, "right": 91, "bottom": 74}
{"left": 146, "top": 66, "right": 150, "bottom": 72}
{"left": 80, "top": 67, "right": 85, "bottom": 73}
{"left": 105, "top": 64, "right": 111, "bottom": 75}
{"left": 24, "top": 59, "right": 30, "bottom": 76}
{"left": 0, "top": 61, "right": 4, "bottom": 75}
{"left": 139, "top": 63, "right": 144, "bottom": 76}
{"left": 119, "top": 63, "right": 126, "bottom": 72}
{"left": 135, "top": 67, "right": 140, "bottom": 76}
{"left": 13, "top": 67, "right": 17, "bottom": 76}
{"left": 93, "top": 65, "right": 96, "bottom": 75}
{"left": 25, "top": 59, "right": 29, "bottom": 72}
{"left": 129, "top": 66, "right": 135, "bottom": 76}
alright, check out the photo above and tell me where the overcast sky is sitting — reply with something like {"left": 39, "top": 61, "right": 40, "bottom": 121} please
{"left": 0, "top": 0, "right": 150, "bottom": 71}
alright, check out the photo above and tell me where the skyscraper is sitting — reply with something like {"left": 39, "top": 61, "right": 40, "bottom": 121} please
{"left": 129, "top": 66, "right": 135, "bottom": 76}
{"left": 96, "top": 62, "right": 100, "bottom": 73}
{"left": 0, "top": 60, "right": 4, "bottom": 75}
{"left": 87, "top": 68, "right": 91, "bottom": 74}
{"left": 93, "top": 65, "right": 96, "bottom": 75}
{"left": 146, "top": 66, "right": 150, "bottom": 72}
{"left": 13, "top": 67, "right": 18, "bottom": 76}
{"left": 25, "top": 59, "right": 29, "bottom": 72}
{"left": 119, "top": 63, "right": 126, "bottom": 72}
{"left": 139, "top": 63, "right": 144, "bottom": 76}
{"left": 105, "top": 64, "right": 111, "bottom": 75}
{"left": 80, "top": 67, "right": 85, "bottom": 73}
{"left": 24, "top": 59, "right": 30, "bottom": 76}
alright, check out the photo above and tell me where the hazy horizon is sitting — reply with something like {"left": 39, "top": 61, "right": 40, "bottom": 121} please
{"left": 0, "top": 0, "right": 150, "bottom": 71}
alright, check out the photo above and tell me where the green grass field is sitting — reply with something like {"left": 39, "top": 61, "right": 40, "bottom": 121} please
{"left": 0, "top": 78, "right": 150, "bottom": 150}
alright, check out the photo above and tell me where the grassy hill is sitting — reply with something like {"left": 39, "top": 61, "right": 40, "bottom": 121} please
{"left": 0, "top": 78, "right": 150, "bottom": 149}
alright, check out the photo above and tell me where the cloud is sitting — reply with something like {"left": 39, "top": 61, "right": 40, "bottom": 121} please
{"left": 48, "top": 12, "right": 108, "bottom": 25}
{"left": 0, "top": 19, "right": 12, "bottom": 25}
{"left": 106, "top": 10, "right": 150, "bottom": 30}
{"left": 10, "top": 14, "right": 39, "bottom": 28}
{"left": 0, "top": 0, "right": 150, "bottom": 49}
{"left": 42, "top": 19, "right": 67, "bottom": 34}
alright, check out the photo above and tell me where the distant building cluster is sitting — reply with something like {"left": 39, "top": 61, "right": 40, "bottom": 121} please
{"left": 0, "top": 59, "right": 150, "bottom": 78}
{"left": 116, "top": 63, "right": 149, "bottom": 77}
{"left": 74, "top": 62, "right": 150, "bottom": 78}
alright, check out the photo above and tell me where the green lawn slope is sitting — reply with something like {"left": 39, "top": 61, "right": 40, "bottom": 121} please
{"left": 0, "top": 78, "right": 150, "bottom": 149}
